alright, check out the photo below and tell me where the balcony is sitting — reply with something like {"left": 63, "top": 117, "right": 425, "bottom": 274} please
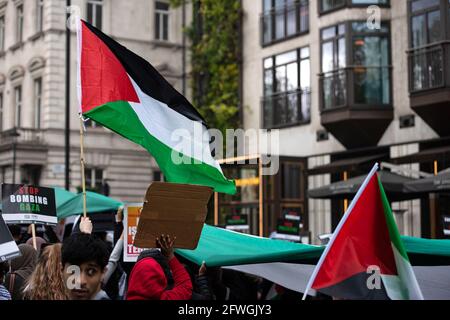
{"left": 408, "top": 41, "right": 450, "bottom": 136}
{"left": 261, "top": 89, "right": 311, "bottom": 129}
{"left": 260, "top": 1, "right": 309, "bottom": 47}
{"left": 0, "top": 128, "right": 48, "bottom": 168}
{"left": 0, "top": 128, "right": 45, "bottom": 147}
{"left": 319, "top": 67, "right": 393, "bottom": 149}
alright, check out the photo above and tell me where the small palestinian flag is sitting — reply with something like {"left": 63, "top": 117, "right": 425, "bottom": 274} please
{"left": 303, "top": 164, "right": 423, "bottom": 300}
{"left": 76, "top": 20, "right": 236, "bottom": 194}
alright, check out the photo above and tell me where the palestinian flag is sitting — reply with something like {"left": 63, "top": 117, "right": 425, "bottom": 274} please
{"left": 304, "top": 164, "right": 423, "bottom": 300}
{"left": 76, "top": 20, "right": 236, "bottom": 194}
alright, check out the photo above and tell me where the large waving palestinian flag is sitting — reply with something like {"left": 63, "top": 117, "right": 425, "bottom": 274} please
{"left": 76, "top": 20, "right": 236, "bottom": 194}
{"left": 304, "top": 165, "right": 423, "bottom": 300}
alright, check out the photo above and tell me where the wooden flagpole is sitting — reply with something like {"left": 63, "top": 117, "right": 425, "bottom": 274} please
{"left": 79, "top": 116, "right": 87, "bottom": 218}
{"left": 31, "top": 224, "right": 37, "bottom": 250}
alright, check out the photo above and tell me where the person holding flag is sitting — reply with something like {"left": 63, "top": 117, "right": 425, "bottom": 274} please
{"left": 303, "top": 163, "right": 424, "bottom": 300}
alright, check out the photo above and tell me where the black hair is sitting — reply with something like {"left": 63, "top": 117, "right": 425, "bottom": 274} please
{"left": 8, "top": 224, "right": 21, "bottom": 238}
{"left": 61, "top": 233, "right": 110, "bottom": 270}
{"left": 0, "top": 261, "right": 9, "bottom": 278}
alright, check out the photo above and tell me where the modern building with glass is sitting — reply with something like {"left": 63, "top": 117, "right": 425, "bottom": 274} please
{"left": 225, "top": 0, "right": 450, "bottom": 243}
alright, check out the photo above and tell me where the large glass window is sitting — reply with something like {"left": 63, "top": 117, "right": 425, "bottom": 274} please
{"left": 261, "top": 0, "right": 309, "bottom": 46}
{"left": 87, "top": 0, "right": 103, "bottom": 30}
{"left": 409, "top": 0, "right": 445, "bottom": 92}
{"left": 155, "top": 1, "right": 170, "bottom": 41}
{"left": 320, "top": 22, "right": 391, "bottom": 110}
{"left": 352, "top": 22, "right": 390, "bottom": 105}
{"left": 321, "top": 24, "right": 347, "bottom": 109}
{"left": 263, "top": 47, "right": 310, "bottom": 128}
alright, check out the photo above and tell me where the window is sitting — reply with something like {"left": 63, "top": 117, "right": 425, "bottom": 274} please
{"left": 0, "top": 15, "right": 5, "bottom": 51}
{"left": 320, "top": 0, "right": 389, "bottom": 14}
{"left": 155, "top": 1, "right": 169, "bottom": 41}
{"left": 20, "top": 165, "right": 41, "bottom": 186}
{"left": 16, "top": 4, "right": 24, "bottom": 43}
{"left": 34, "top": 78, "right": 42, "bottom": 129}
{"left": 86, "top": 167, "right": 103, "bottom": 191}
{"left": 85, "top": 118, "right": 100, "bottom": 128}
{"left": 36, "top": 0, "right": 44, "bottom": 33}
{"left": 263, "top": 47, "right": 310, "bottom": 128}
{"left": 320, "top": 22, "right": 391, "bottom": 110}
{"left": 87, "top": 0, "right": 103, "bottom": 29}
{"left": 261, "top": 0, "right": 309, "bottom": 46}
{"left": 321, "top": 24, "right": 347, "bottom": 109}
{"left": 14, "top": 86, "right": 22, "bottom": 127}
{"left": 281, "top": 163, "right": 301, "bottom": 199}
{"left": 352, "top": 22, "right": 390, "bottom": 105}
{"left": 408, "top": 0, "right": 445, "bottom": 92}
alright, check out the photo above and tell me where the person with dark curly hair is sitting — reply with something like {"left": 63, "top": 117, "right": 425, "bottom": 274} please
{"left": 61, "top": 222, "right": 111, "bottom": 300}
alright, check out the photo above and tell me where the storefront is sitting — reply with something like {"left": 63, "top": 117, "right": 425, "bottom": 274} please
{"left": 213, "top": 155, "right": 309, "bottom": 242}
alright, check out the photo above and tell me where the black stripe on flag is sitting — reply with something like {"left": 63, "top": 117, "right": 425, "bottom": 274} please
{"left": 317, "top": 271, "right": 391, "bottom": 300}
{"left": 82, "top": 20, "right": 206, "bottom": 125}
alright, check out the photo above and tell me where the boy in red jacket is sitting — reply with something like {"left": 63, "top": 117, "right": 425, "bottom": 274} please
{"left": 126, "top": 234, "right": 192, "bottom": 300}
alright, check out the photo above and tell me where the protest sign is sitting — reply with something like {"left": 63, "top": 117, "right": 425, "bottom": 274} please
{"left": 134, "top": 182, "right": 213, "bottom": 250}
{"left": 0, "top": 214, "right": 20, "bottom": 261}
{"left": 2, "top": 184, "right": 57, "bottom": 225}
{"left": 123, "top": 203, "right": 145, "bottom": 262}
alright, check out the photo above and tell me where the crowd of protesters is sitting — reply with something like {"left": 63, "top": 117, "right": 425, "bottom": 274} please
{"left": 0, "top": 210, "right": 314, "bottom": 301}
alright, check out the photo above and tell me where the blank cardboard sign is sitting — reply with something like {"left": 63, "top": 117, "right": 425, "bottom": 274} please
{"left": 133, "top": 182, "right": 213, "bottom": 250}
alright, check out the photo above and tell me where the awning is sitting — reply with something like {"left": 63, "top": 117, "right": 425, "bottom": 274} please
{"left": 307, "top": 154, "right": 386, "bottom": 175}
{"left": 56, "top": 191, "right": 123, "bottom": 219}
{"left": 308, "top": 170, "right": 418, "bottom": 201}
{"left": 404, "top": 170, "right": 450, "bottom": 194}
{"left": 392, "top": 146, "right": 450, "bottom": 165}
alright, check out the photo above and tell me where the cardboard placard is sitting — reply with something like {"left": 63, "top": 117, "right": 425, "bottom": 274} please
{"left": 123, "top": 203, "right": 145, "bottom": 262}
{"left": 133, "top": 182, "right": 213, "bottom": 250}
{"left": 1, "top": 184, "right": 57, "bottom": 225}
{"left": 0, "top": 214, "right": 20, "bottom": 262}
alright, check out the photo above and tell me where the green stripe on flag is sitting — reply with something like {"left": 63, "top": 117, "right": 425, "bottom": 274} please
{"left": 377, "top": 176, "right": 409, "bottom": 261}
{"left": 85, "top": 101, "right": 236, "bottom": 194}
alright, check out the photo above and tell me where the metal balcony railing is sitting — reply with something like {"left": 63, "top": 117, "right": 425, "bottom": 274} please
{"left": 408, "top": 41, "right": 450, "bottom": 93}
{"left": 319, "top": 66, "right": 392, "bottom": 111}
{"left": 261, "top": 89, "right": 311, "bottom": 129}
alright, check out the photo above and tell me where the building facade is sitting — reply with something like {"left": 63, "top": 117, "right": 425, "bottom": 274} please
{"left": 239, "top": 0, "right": 450, "bottom": 243}
{"left": 0, "top": 0, "right": 190, "bottom": 202}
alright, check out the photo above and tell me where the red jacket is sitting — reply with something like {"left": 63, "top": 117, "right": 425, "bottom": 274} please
{"left": 126, "top": 256, "right": 192, "bottom": 300}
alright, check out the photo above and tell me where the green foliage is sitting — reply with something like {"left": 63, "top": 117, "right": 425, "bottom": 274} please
{"left": 171, "top": 0, "right": 241, "bottom": 133}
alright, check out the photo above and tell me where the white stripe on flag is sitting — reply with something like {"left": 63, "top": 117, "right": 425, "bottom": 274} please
{"left": 128, "top": 77, "right": 223, "bottom": 172}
